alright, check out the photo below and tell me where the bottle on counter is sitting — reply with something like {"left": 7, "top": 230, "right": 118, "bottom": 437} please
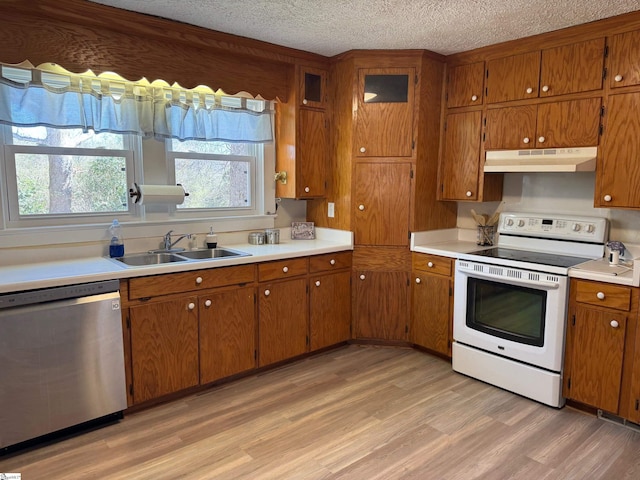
{"left": 206, "top": 226, "right": 218, "bottom": 249}
{"left": 109, "top": 219, "right": 125, "bottom": 258}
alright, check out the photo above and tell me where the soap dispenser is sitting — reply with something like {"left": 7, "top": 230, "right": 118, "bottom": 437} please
{"left": 108, "top": 219, "right": 125, "bottom": 258}
{"left": 206, "top": 227, "right": 218, "bottom": 249}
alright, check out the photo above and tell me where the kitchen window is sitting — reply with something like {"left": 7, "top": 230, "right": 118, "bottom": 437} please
{"left": 0, "top": 125, "right": 139, "bottom": 227}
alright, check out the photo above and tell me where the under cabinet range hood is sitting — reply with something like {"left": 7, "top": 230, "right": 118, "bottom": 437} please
{"left": 484, "top": 147, "right": 597, "bottom": 173}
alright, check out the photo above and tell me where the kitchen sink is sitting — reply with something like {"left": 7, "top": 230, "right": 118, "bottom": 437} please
{"left": 113, "top": 252, "right": 188, "bottom": 266}
{"left": 177, "top": 247, "right": 251, "bottom": 260}
{"left": 112, "top": 248, "right": 251, "bottom": 267}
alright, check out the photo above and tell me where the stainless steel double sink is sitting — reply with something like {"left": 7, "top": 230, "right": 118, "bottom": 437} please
{"left": 112, "top": 247, "right": 251, "bottom": 267}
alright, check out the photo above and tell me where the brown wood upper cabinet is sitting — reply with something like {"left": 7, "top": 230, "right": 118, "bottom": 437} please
{"left": 355, "top": 67, "right": 415, "bottom": 158}
{"left": 485, "top": 97, "right": 602, "bottom": 150}
{"left": 299, "top": 66, "right": 327, "bottom": 109}
{"left": 608, "top": 29, "right": 640, "bottom": 89}
{"left": 446, "top": 61, "right": 485, "bottom": 108}
{"left": 486, "top": 38, "right": 605, "bottom": 104}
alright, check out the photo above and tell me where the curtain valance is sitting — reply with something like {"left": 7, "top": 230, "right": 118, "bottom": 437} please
{"left": 0, "top": 62, "right": 273, "bottom": 143}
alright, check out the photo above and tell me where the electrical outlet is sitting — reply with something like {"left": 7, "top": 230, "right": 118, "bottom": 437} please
{"left": 328, "top": 202, "right": 335, "bottom": 218}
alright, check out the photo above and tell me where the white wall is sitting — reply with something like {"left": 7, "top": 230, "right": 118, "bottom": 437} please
{"left": 457, "top": 172, "right": 640, "bottom": 243}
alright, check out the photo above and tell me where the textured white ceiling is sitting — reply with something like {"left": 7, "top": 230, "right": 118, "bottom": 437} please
{"left": 89, "top": 0, "right": 640, "bottom": 56}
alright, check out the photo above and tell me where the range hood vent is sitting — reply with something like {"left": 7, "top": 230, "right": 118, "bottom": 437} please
{"left": 484, "top": 147, "right": 597, "bottom": 173}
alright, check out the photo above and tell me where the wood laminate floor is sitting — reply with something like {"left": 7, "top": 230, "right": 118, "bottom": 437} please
{"left": 2, "top": 345, "right": 640, "bottom": 479}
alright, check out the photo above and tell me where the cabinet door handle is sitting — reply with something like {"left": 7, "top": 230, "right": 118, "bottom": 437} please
{"left": 195, "top": 276, "right": 203, "bottom": 284}
{"left": 596, "top": 291, "right": 606, "bottom": 300}
{"left": 282, "top": 266, "right": 289, "bottom": 273}
{"left": 427, "top": 262, "right": 434, "bottom": 268}
{"left": 359, "top": 147, "right": 366, "bottom": 153}
{"left": 610, "top": 320, "right": 619, "bottom": 328}
{"left": 264, "top": 289, "right": 271, "bottom": 296}
{"left": 188, "top": 302, "right": 196, "bottom": 310}
{"left": 358, "top": 204, "right": 365, "bottom": 211}
{"left": 303, "top": 98, "right": 308, "bottom": 105}
{"left": 604, "top": 194, "right": 612, "bottom": 202}
{"left": 204, "top": 299, "right": 212, "bottom": 307}
{"left": 359, "top": 274, "right": 366, "bottom": 280}
{"left": 614, "top": 74, "right": 623, "bottom": 82}
{"left": 523, "top": 137, "right": 530, "bottom": 144}
{"left": 526, "top": 87, "right": 533, "bottom": 94}
{"left": 538, "top": 136, "right": 545, "bottom": 143}
{"left": 304, "top": 186, "right": 310, "bottom": 193}
{"left": 471, "top": 94, "right": 478, "bottom": 101}
{"left": 465, "top": 191, "right": 473, "bottom": 197}
{"left": 541, "top": 85, "right": 550, "bottom": 92}
{"left": 315, "top": 280, "right": 321, "bottom": 287}
{"left": 330, "top": 259, "right": 336, "bottom": 265}
{"left": 415, "top": 277, "right": 421, "bottom": 284}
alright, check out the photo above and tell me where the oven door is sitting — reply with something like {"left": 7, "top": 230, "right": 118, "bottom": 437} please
{"left": 453, "top": 259, "right": 568, "bottom": 372}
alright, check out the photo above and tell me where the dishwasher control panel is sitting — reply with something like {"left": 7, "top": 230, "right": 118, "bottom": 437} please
{"left": 0, "top": 279, "right": 120, "bottom": 309}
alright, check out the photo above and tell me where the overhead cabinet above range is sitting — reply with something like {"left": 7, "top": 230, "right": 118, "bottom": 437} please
{"left": 485, "top": 38, "right": 606, "bottom": 104}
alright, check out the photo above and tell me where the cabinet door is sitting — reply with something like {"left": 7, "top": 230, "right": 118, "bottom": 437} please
{"left": 440, "top": 111, "right": 482, "bottom": 201}
{"left": 598, "top": 92, "right": 640, "bottom": 208}
{"left": 130, "top": 297, "right": 199, "bottom": 403}
{"left": 486, "top": 51, "right": 541, "bottom": 104}
{"left": 199, "top": 286, "right": 256, "bottom": 384}
{"left": 297, "top": 108, "right": 327, "bottom": 198}
{"left": 299, "top": 66, "right": 327, "bottom": 108}
{"left": 310, "top": 271, "right": 351, "bottom": 350}
{"left": 535, "top": 97, "right": 601, "bottom": 148}
{"left": 446, "top": 61, "right": 485, "bottom": 108}
{"left": 485, "top": 105, "right": 537, "bottom": 150}
{"left": 354, "top": 270, "right": 409, "bottom": 341}
{"left": 540, "top": 38, "right": 605, "bottom": 97}
{"left": 609, "top": 30, "right": 640, "bottom": 89}
{"left": 354, "top": 162, "right": 411, "bottom": 246}
{"left": 258, "top": 278, "right": 308, "bottom": 366}
{"left": 410, "top": 272, "right": 451, "bottom": 356}
{"left": 567, "top": 306, "right": 626, "bottom": 413}
{"left": 355, "top": 67, "right": 415, "bottom": 157}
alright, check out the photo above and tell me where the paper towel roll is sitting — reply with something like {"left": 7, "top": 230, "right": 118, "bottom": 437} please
{"left": 129, "top": 184, "right": 187, "bottom": 205}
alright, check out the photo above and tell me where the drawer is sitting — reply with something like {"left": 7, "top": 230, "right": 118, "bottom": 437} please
{"left": 129, "top": 264, "right": 255, "bottom": 300}
{"left": 574, "top": 280, "right": 632, "bottom": 311}
{"left": 412, "top": 253, "right": 453, "bottom": 277}
{"left": 309, "top": 251, "right": 352, "bottom": 273}
{"left": 259, "top": 257, "right": 309, "bottom": 282}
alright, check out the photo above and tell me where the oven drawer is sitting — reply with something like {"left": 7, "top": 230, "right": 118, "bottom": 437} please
{"left": 413, "top": 253, "right": 453, "bottom": 277}
{"left": 574, "top": 280, "right": 631, "bottom": 311}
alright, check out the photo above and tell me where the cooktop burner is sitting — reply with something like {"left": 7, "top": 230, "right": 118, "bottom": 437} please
{"left": 467, "top": 247, "right": 593, "bottom": 269}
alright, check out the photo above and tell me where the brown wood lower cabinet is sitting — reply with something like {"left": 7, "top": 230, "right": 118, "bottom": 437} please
{"left": 310, "top": 271, "right": 351, "bottom": 350}
{"left": 199, "top": 286, "right": 256, "bottom": 385}
{"left": 410, "top": 253, "right": 453, "bottom": 356}
{"left": 258, "top": 277, "right": 309, "bottom": 366}
{"left": 129, "top": 296, "right": 200, "bottom": 404}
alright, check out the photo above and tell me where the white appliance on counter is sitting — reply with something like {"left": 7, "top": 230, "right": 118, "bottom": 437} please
{"left": 452, "top": 213, "right": 608, "bottom": 408}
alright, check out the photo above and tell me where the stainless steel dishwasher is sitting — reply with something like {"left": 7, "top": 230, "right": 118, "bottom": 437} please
{"left": 0, "top": 279, "right": 127, "bottom": 450}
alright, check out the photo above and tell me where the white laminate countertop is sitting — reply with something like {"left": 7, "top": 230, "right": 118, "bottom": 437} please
{"left": 411, "top": 229, "right": 640, "bottom": 287}
{"left": 0, "top": 228, "right": 353, "bottom": 294}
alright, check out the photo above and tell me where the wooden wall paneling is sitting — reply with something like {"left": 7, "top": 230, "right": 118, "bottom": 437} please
{"left": 413, "top": 54, "right": 457, "bottom": 232}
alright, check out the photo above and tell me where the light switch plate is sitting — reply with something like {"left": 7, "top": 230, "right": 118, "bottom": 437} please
{"left": 328, "top": 202, "right": 335, "bottom": 218}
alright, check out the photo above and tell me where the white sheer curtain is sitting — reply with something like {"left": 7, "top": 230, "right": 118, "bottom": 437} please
{"left": 0, "top": 63, "right": 273, "bottom": 143}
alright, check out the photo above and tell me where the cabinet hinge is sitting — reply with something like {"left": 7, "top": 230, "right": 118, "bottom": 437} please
{"left": 604, "top": 45, "right": 609, "bottom": 57}
{"left": 449, "top": 286, "right": 452, "bottom": 296}
{"left": 599, "top": 124, "right": 604, "bottom": 136}
{"left": 486, "top": 69, "right": 489, "bottom": 78}
{"left": 412, "top": 140, "right": 415, "bottom": 150}
{"left": 410, "top": 169, "right": 414, "bottom": 179}
{"left": 129, "top": 384, "right": 134, "bottom": 396}
{"left": 306, "top": 285, "right": 309, "bottom": 294}
{"left": 254, "top": 293, "right": 256, "bottom": 304}
{"left": 254, "top": 350, "right": 257, "bottom": 361}
{"left": 572, "top": 314, "right": 576, "bottom": 326}
{"left": 601, "top": 105, "right": 606, "bottom": 117}
{"left": 405, "top": 325, "right": 409, "bottom": 334}
{"left": 635, "top": 399, "right": 639, "bottom": 411}
{"left": 482, "top": 132, "right": 486, "bottom": 142}
{"left": 126, "top": 315, "right": 131, "bottom": 329}
{"left": 602, "top": 67, "right": 607, "bottom": 80}
{"left": 306, "top": 335, "right": 309, "bottom": 345}
{"left": 415, "top": 74, "right": 418, "bottom": 85}
{"left": 441, "top": 184, "right": 444, "bottom": 193}
{"left": 408, "top": 230, "right": 411, "bottom": 240}
{"left": 407, "top": 277, "right": 410, "bottom": 286}
{"left": 567, "top": 378, "right": 571, "bottom": 390}
{"left": 485, "top": 87, "right": 488, "bottom": 98}
{"left": 445, "top": 92, "right": 448, "bottom": 102}
{"left": 444, "top": 121, "right": 447, "bottom": 131}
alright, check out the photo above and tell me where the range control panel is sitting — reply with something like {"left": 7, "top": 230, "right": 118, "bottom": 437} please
{"left": 498, "top": 213, "right": 609, "bottom": 243}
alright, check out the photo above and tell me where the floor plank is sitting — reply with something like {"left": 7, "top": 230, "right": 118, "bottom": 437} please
{"left": 2, "top": 345, "right": 640, "bottom": 479}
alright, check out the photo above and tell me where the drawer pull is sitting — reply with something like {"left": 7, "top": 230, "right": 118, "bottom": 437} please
{"left": 610, "top": 320, "right": 619, "bottom": 328}
{"left": 195, "top": 276, "right": 203, "bottom": 285}
{"left": 614, "top": 74, "right": 623, "bottom": 82}
{"left": 526, "top": 87, "right": 533, "bottom": 94}
{"left": 264, "top": 289, "right": 271, "bottom": 296}
{"left": 471, "top": 94, "right": 478, "bottom": 101}
{"left": 204, "top": 299, "right": 212, "bottom": 307}
{"left": 360, "top": 274, "right": 366, "bottom": 280}
{"left": 188, "top": 302, "right": 196, "bottom": 310}
{"left": 315, "top": 280, "right": 321, "bottom": 287}
{"left": 427, "top": 261, "right": 434, "bottom": 268}
{"left": 596, "top": 291, "right": 605, "bottom": 300}
{"left": 282, "top": 266, "right": 289, "bottom": 273}
{"left": 330, "top": 259, "right": 336, "bottom": 265}
{"left": 415, "top": 277, "right": 421, "bottom": 284}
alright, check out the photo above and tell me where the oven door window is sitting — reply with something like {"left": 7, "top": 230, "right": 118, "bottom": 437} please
{"left": 466, "top": 277, "right": 547, "bottom": 347}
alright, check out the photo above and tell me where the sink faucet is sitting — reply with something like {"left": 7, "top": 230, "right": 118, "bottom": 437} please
{"left": 162, "top": 230, "right": 192, "bottom": 252}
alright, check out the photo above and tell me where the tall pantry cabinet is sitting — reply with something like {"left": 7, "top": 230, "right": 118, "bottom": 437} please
{"left": 308, "top": 51, "right": 457, "bottom": 342}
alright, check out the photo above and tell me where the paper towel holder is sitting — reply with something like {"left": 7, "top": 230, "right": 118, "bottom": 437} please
{"left": 128, "top": 183, "right": 190, "bottom": 204}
